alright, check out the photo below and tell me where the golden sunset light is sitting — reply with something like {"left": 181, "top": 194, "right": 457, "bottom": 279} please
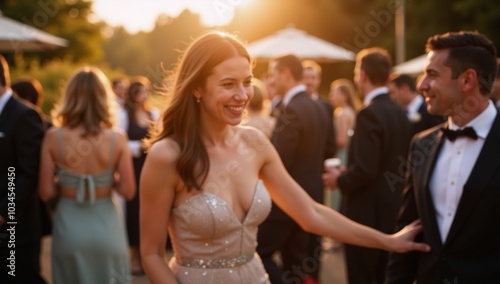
{"left": 92, "top": 0, "right": 252, "bottom": 33}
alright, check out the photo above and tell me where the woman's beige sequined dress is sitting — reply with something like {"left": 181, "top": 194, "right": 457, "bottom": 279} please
{"left": 168, "top": 180, "right": 272, "bottom": 284}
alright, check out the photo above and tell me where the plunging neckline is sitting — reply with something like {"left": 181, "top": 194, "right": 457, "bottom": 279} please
{"left": 173, "top": 180, "right": 263, "bottom": 225}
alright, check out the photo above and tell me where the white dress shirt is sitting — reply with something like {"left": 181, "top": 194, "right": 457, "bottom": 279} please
{"left": 430, "top": 100, "right": 497, "bottom": 242}
{"left": 407, "top": 95, "right": 424, "bottom": 119}
{"left": 363, "top": 87, "right": 389, "bottom": 106}
{"left": 0, "top": 89, "right": 13, "bottom": 116}
{"left": 310, "top": 92, "right": 320, "bottom": 101}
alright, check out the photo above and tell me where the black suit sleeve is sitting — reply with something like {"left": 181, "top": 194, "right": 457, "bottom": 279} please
{"left": 337, "top": 107, "right": 381, "bottom": 194}
{"left": 0, "top": 107, "right": 44, "bottom": 222}
{"left": 272, "top": 107, "right": 302, "bottom": 169}
{"left": 323, "top": 103, "right": 337, "bottom": 160}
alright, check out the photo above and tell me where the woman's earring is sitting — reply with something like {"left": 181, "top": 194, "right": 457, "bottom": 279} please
{"left": 196, "top": 97, "right": 200, "bottom": 103}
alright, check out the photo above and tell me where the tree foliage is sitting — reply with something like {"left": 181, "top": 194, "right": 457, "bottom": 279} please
{"left": 97, "top": 0, "right": 500, "bottom": 96}
{"left": 103, "top": 10, "right": 208, "bottom": 86}
{"left": 0, "top": 0, "right": 104, "bottom": 65}
{"left": 2, "top": 0, "right": 499, "bottom": 84}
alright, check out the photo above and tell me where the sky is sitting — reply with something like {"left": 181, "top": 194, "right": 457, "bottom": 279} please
{"left": 91, "top": 0, "right": 251, "bottom": 34}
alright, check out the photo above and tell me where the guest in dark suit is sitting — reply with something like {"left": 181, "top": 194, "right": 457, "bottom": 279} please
{"left": 0, "top": 55, "right": 46, "bottom": 283}
{"left": 386, "top": 31, "right": 500, "bottom": 284}
{"left": 388, "top": 73, "right": 445, "bottom": 137}
{"left": 257, "top": 54, "right": 336, "bottom": 284}
{"left": 302, "top": 59, "right": 336, "bottom": 145}
{"left": 11, "top": 77, "right": 53, "bottom": 238}
{"left": 322, "top": 48, "right": 411, "bottom": 284}
{"left": 301, "top": 59, "right": 337, "bottom": 284}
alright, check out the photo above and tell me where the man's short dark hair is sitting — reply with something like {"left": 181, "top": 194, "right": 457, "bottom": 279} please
{"left": 426, "top": 31, "right": 497, "bottom": 95}
{"left": 357, "top": 47, "right": 392, "bottom": 86}
{"left": 389, "top": 73, "right": 417, "bottom": 92}
{"left": 272, "top": 54, "right": 303, "bottom": 82}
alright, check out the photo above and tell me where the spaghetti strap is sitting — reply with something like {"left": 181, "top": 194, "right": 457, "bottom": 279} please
{"left": 57, "top": 128, "right": 65, "bottom": 167}
{"left": 108, "top": 131, "right": 115, "bottom": 169}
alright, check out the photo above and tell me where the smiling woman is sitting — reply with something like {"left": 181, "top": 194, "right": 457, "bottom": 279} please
{"left": 91, "top": 0, "right": 252, "bottom": 33}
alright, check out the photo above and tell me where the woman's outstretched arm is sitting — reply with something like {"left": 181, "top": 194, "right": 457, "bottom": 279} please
{"left": 257, "top": 133, "right": 430, "bottom": 253}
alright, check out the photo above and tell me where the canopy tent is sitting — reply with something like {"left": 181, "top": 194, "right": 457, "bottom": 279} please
{"left": 392, "top": 54, "right": 427, "bottom": 75}
{"left": 0, "top": 12, "right": 68, "bottom": 52}
{"left": 246, "top": 25, "right": 355, "bottom": 63}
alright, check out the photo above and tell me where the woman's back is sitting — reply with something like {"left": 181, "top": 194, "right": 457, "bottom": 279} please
{"left": 38, "top": 66, "right": 136, "bottom": 283}
{"left": 44, "top": 126, "right": 135, "bottom": 284}
{"left": 45, "top": 126, "right": 128, "bottom": 201}
{"left": 55, "top": 126, "right": 117, "bottom": 173}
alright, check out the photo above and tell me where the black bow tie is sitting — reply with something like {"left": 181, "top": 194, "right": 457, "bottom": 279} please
{"left": 441, "top": 127, "right": 478, "bottom": 141}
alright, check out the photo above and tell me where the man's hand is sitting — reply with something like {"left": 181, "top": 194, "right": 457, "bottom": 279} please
{"left": 322, "top": 165, "right": 344, "bottom": 189}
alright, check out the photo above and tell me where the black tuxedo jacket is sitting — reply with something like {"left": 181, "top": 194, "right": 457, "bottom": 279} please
{"left": 0, "top": 96, "right": 44, "bottom": 247}
{"left": 410, "top": 101, "right": 445, "bottom": 137}
{"left": 269, "top": 91, "right": 336, "bottom": 220}
{"left": 315, "top": 95, "right": 337, "bottom": 162}
{"left": 338, "top": 94, "right": 411, "bottom": 233}
{"left": 386, "top": 113, "right": 500, "bottom": 283}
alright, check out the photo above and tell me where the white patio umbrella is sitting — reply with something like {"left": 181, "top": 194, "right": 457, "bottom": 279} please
{"left": 392, "top": 54, "right": 427, "bottom": 75}
{"left": 246, "top": 25, "right": 355, "bottom": 63}
{"left": 0, "top": 12, "right": 68, "bottom": 52}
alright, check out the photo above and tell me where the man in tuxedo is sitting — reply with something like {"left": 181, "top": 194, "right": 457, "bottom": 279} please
{"left": 322, "top": 48, "right": 411, "bottom": 284}
{"left": 0, "top": 55, "right": 46, "bottom": 283}
{"left": 388, "top": 73, "right": 445, "bottom": 137}
{"left": 257, "top": 54, "right": 336, "bottom": 284}
{"left": 301, "top": 59, "right": 336, "bottom": 284}
{"left": 386, "top": 31, "right": 500, "bottom": 283}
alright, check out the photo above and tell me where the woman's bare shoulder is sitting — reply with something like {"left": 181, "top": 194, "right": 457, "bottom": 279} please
{"left": 148, "top": 137, "right": 181, "bottom": 165}
{"left": 109, "top": 128, "right": 128, "bottom": 142}
{"left": 41, "top": 127, "right": 60, "bottom": 151}
{"left": 44, "top": 127, "right": 59, "bottom": 139}
{"left": 237, "top": 125, "right": 273, "bottom": 153}
{"left": 238, "top": 125, "right": 268, "bottom": 140}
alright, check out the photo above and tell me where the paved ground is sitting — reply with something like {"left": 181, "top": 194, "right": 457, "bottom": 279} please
{"left": 41, "top": 236, "right": 347, "bottom": 283}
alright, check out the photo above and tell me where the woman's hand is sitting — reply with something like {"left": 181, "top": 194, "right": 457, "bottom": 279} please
{"left": 388, "top": 220, "right": 431, "bottom": 253}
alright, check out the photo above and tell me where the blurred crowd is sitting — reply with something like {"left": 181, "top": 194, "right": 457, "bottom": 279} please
{"left": 1, "top": 29, "right": 500, "bottom": 284}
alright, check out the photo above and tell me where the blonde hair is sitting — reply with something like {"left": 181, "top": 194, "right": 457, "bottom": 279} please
{"left": 330, "top": 78, "right": 361, "bottom": 110}
{"left": 53, "top": 66, "right": 115, "bottom": 136}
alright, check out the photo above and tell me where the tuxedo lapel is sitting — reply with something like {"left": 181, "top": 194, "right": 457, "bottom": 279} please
{"left": 445, "top": 113, "right": 500, "bottom": 246}
{"left": 418, "top": 127, "right": 446, "bottom": 247}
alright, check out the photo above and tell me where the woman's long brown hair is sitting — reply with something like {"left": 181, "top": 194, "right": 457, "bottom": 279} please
{"left": 149, "top": 31, "right": 251, "bottom": 191}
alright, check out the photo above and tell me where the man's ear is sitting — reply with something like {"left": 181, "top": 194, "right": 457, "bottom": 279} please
{"left": 460, "top": 69, "right": 478, "bottom": 93}
{"left": 360, "top": 69, "right": 367, "bottom": 83}
{"left": 401, "top": 83, "right": 410, "bottom": 93}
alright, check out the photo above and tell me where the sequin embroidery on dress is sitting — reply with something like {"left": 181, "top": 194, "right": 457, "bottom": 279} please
{"left": 168, "top": 180, "right": 272, "bottom": 284}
